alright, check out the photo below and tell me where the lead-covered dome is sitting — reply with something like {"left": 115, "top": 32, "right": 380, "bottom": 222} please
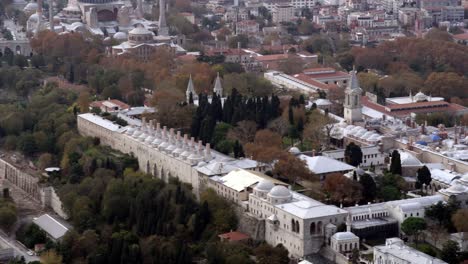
{"left": 268, "top": 185, "right": 291, "bottom": 198}
{"left": 255, "top": 180, "right": 275, "bottom": 192}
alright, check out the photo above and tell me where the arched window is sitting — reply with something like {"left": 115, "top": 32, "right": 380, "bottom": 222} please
{"left": 296, "top": 220, "right": 300, "bottom": 233}
{"left": 310, "top": 222, "right": 316, "bottom": 234}
{"left": 291, "top": 219, "right": 296, "bottom": 232}
{"left": 317, "top": 221, "right": 323, "bottom": 235}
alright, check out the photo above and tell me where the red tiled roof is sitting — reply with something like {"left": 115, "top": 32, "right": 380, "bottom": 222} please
{"left": 294, "top": 73, "right": 338, "bottom": 90}
{"left": 218, "top": 231, "right": 250, "bottom": 242}
{"left": 90, "top": 99, "right": 130, "bottom": 110}
{"left": 255, "top": 54, "right": 289, "bottom": 62}
{"left": 361, "top": 96, "right": 467, "bottom": 117}
{"left": 453, "top": 33, "right": 468, "bottom": 40}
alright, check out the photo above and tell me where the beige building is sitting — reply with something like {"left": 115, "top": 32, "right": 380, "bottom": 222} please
{"left": 272, "top": 5, "right": 295, "bottom": 23}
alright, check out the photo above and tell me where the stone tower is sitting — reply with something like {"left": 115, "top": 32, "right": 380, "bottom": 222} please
{"left": 186, "top": 74, "right": 198, "bottom": 102}
{"left": 344, "top": 67, "right": 362, "bottom": 124}
{"left": 213, "top": 72, "right": 223, "bottom": 97}
{"left": 158, "top": 0, "right": 169, "bottom": 36}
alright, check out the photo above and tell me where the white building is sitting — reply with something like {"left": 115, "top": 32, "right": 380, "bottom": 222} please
{"left": 272, "top": 5, "right": 296, "bottom": 23}
{"left": 330, "top": 232, "right": 360, "bottom": 254}
{"left": 248, "top": 180, "right": 349, "bottom": 258}
{"left": 374, "top": 238, "right": 448, "bottom": 264}
{"left": 298, "top": 155, "right": 355, "bottom": 179}
{"left": 322, "top": 145, "right": 386, "bottom": 168}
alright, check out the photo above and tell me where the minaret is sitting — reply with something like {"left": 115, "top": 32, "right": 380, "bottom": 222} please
{"left": 213, "top": 72, "right": 223, "bottom": 97}
{"left": 49, "top": 0, "right": 54, "bottom": 31}
{"left": 344, "top": 67, "right": 363, "bottom": 124}
{"left": 135, "top": 0, "right": 143, "bottom": 19}
{"left": 186, "top": 74, "right": 198, "bottom": 103}
{"left": 158, "top": 0, "right": 169, "bottom": 36}
{"left": 35, "top": 0, "right": 44, "bottom": 35}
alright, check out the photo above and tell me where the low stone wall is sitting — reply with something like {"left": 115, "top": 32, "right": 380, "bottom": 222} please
{"left": 235, "top": 206, "right": 265, "bottom": 241}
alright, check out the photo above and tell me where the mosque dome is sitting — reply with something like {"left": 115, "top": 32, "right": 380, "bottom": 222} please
{"left": 414, "top": 92, "right": 428, "bottom": 102}
{"left": 255, "top": 180, "right": 275, "bottom": 192}
{"left": 126, "top": 126, "right": 135, "bottom": 135}
{"left": 333, "top": 232, "right": 358, "bottom": 240}
{"left": 268, "top": 185, "right": 291, "bottom": 199}
{"left": 399, "top": 151, "right": 422, "bottom": 166}
{"left": 113, "top": 32, "right": 127, "bottom": 41}
{"left": 289, "top": 147, "right": 300, "bottom": 154}
{"left": 445, "top": 182, "right": 466, "bottom": 194}
{"left": 129, "top": 26, "right": 152, "bottom": 36}
{"left": 24, "top": 2, "right": 38, "bottom": 13}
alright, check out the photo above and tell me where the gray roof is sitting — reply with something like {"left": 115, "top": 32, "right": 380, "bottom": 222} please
{"left": 33, "top": 214, "right": 69, "bottom": 240}
{"left": 348, "top": 69, "right": 360, "bottom": 90}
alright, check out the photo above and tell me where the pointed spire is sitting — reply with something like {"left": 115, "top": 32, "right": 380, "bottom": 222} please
{"left": 348, "top": 66, "right": 360, "bottom": 90}
{"left": 135, "top": 0, "right": 144, "bottom": 19}
{"left": 158, "top": 0, "right": 169, "bottom": 36}
{"left": 186, "top": 74, "right": 197, "bottom": 102}
{"left": 49, "top": 0, "right": 54, "bottom": 31}
{"left": 213, "top": 72, "right": 223, "bottom": 96}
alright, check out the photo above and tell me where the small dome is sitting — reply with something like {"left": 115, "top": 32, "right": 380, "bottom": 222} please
{"left": 24, "top": 2, "right": 38, "bottom": 12}
{"left": 414, "top": 92, "right": 428, "bottom": 102}
{"left": 129, "top": 26, "right": 152, "bottom": 35}
{"left": 445, "top": 183, "right": 465, "bottom": 194}
{"left": 113, "top": 32, "right": 127, "bottom": 40}
{"left": 289, "top": 147, "right": 300, "bottom": 154}
{"left": 255, "top": 180, "right": 275, "bottom": 192}
{"left": 268, "top": 185, "right": 291, "bottom": 198}
{"left": 333, "top": 232, "right": 358, "bottom": 240}
{"left": 198, "top": 161, "right": 207, "bottom": 167}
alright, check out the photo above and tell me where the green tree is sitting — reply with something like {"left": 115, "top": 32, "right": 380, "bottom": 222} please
{"left": 380, "top": 185, "right": 401, "bottom": 201}
{"left": 390, "top": 150, "right": 402, "bottom": 175}
{"left": 440, "top": 240, "right": 459, "bottom": 264}
{"left": 344, "top": 142, "right": 363, "bottom": 167}
{"left": 350, "top": 248, "right": 360, "bottom": 264}
{"left": 401, "top": 217, "right": 427, "bottom": 243}
{"left": 254, "top": 243, "right": 289, "bottom": 264}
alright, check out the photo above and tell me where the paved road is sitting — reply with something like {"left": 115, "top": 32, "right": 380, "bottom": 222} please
{"left": 0, "top": 230, "right": 39, "bottom": 263}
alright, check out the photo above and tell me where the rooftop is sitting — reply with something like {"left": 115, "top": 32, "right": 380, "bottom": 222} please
{"left": 218, "top": 231, "right": 250, "bottom": 242}
{"left": 374, "top": 238, "right": 448, "bottom": 264}
{"left": 213, "top": 169, "right": 285, "bottom": 192}
{"left": 298, "top": 155, "right": 355, "bottom": 174}
{"left": 33, "top": 214, "right": 69, "bottom": 240}
{"left": 78, "top": 113, "right": 123, "bottom": 132}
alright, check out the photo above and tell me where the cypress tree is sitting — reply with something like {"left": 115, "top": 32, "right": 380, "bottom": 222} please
{"left": 299, "top": 94, "right": 306, "bottom": 105}
{"left": 189, "top": 92, "right": 194, "bottom": 105}
{"left": 390, "top": 150, "right": 402, "bottom": 175}
{"left": 288, "top": 106, "right": 294, "bottom": 125}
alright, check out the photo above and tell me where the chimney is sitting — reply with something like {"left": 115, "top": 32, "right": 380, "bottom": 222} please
{"left": 237, "top": 41, "right": 241, "bottom": 50}
{"left": 198, "top": 140, "right": 203, "bottom": 154}
{"left": 205, "top": 143, "right": 212, "bottom": 161}
{"left": 312, "top": 149, "right": 316, "bottom": 156}
{"left": 190, "top": 137, "right": 195, "bottom": 150}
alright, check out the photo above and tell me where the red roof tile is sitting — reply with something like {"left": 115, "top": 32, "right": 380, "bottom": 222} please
{"left": 218, "top": 231, "right": 250, "bottom": 242}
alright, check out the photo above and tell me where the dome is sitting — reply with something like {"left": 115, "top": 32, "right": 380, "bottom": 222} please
{"left": 132, "top": 129, "right": 142, "bottom": 138}
{"left": 71, "top": 22, "right": 84, "bottom": 28}
{"left": 145, "top": 135, "right": 154, "bottom": 144}
{"left": 445, "top": 183, "right": 466, "bottom": 194}
{"left": 268, "top": 185, "right": 291, "bottom": 198}
{"left": 24, "top": 2, "right": 38, "bottom": 13}
{"left": 414, "top": 92, "right": 428, "bottom": 102}
{"left": 113, "top": 32, "right": 127, "bottom": 40}
{"left": 333, "top": 232, "right": 358, "bottom": 240}
{"left": 255, "top": 180, "right": 275, "bottom": 192}
{"left": 461, "top": 173, "right": 468, "bottom": 183}
{"left": 126, "top": 126, "right": 135, "bottom": 135}
{"left": 198, "top": 161, "right": 207, "bottom": 167}
{"left": 399, "top": 151, "right": 422, "bottom": 166}
{"left": 430, "top": 134, "right": 441, "bottom": 141}
{"left": 289, "top": 147, "right": 300, "bottom": 154}
{"left": 129, "top": 26, "right": 152, "bottom": 35}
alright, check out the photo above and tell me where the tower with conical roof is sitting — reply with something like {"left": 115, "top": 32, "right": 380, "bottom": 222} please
{"left": 158, "top": 0, "right": 169, "bottom": 36}
{"left": 186, "top": 74, "right": 198, "bottom": 103}
{"left": 213, "top": 72, "right": 223, "bottom": 97}
{"left": 344, "top": 67, "right": 362, "bottom": 123}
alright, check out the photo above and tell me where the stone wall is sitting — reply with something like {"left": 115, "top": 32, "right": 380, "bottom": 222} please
{"left": 40, "top": 187, "right": 69, "bottom": 220}
{"left": 0, "top": 158, "right": 68, "bottom": 218}
{"left": 235, "top": 206, "right": 265, "bottom": 241}
{"left": 0, "top": 158, "right": 40, "bottom": 200}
